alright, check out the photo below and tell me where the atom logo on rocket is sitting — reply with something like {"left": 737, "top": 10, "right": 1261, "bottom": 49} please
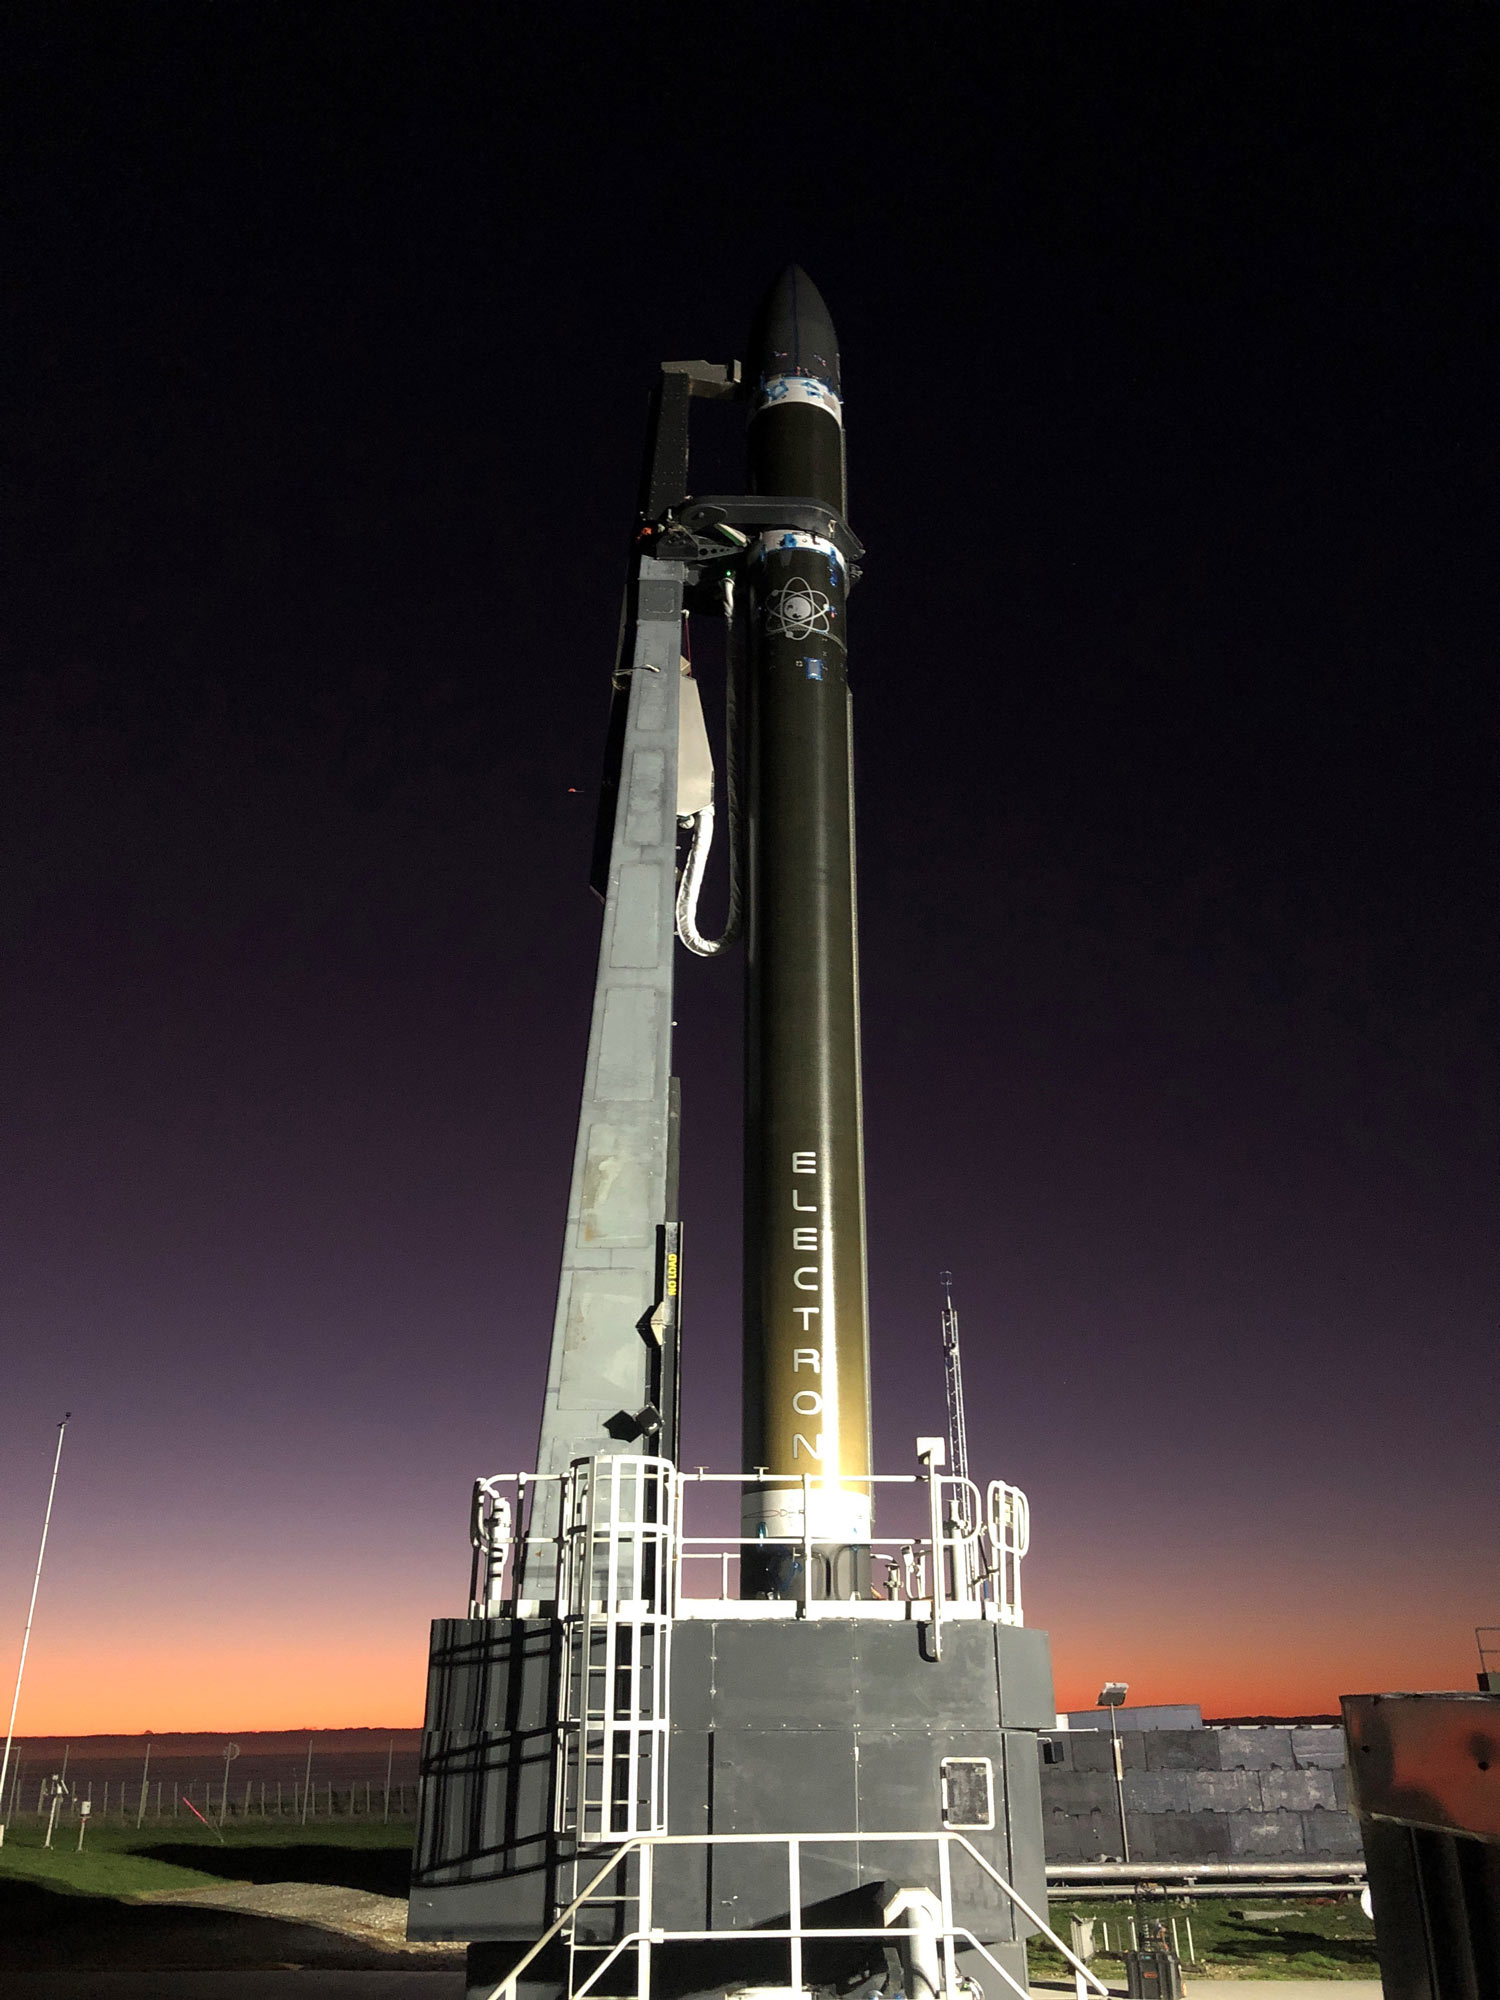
{"left": 765, "top": 578, "right": 834, "bottom": 643}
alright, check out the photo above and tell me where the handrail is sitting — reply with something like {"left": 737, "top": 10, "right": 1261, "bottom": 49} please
{"left": 470, "top": 1457, "right": 1018, "bottom": 1627}
{"left": 570, "top": 1922, "right": 1033, "bottom": 2000}
{"left": 949, "top": 1830, "right": 1102, "bottom": 1983}
{"left": 496, "top": 1839, "right": 644, "bottom": 1996}
{"left": 1049, "top": 1858, "right": 1366, "bottom": 1881}
{"left": 477, "top": 1828, "right": 1110, "bottom": 2000}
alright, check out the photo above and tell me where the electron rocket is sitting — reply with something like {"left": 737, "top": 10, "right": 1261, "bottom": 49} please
{"left": 740, "top": 269, "right": 873, "bottom": 1595}
{"left": 407, "top": 267, "right": 1061, "bottom": 2000}
{"left": 522, "top": 266, "right": 874, "bottom": 1602}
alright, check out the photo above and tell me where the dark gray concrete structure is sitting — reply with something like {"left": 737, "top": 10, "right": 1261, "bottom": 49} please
{"left": 1040, "top": 1725, "right": 1361, "bottom": 1863}
{"left": 413, "top": 1617, "right": 1053, "bottom": 1995}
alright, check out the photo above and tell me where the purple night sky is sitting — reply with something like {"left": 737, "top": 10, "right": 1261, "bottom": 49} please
{"left": 1, "top": 11, "right": 1495, "bottom": 1731}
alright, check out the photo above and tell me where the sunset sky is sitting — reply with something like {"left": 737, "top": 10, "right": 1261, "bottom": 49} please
{"left": 2, "top": 11, "right": 1495, "bottom": 1736}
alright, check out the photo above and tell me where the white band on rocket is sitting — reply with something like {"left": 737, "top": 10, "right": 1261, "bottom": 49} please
{"left": 751, "top": 529, "right": 846, "bottom": 577}
{"left": 756, "top": 374, "right": 844, "bottom": 423}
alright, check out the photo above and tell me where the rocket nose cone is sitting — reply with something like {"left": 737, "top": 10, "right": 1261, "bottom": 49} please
{"left": 750, "top": 264, "right": 842, "bottom": 397}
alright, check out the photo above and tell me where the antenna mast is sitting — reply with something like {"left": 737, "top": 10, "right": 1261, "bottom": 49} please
{"left": 939, "top": 1270, "right": 982, "bottom": 1595}
{"left": 0, "top": 1414, "right": 70, "bottom": 1829}
{"left": 939, "top": 1270, "right": 970, "bottom": 1489}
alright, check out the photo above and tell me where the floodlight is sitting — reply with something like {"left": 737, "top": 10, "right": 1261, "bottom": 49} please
{"left": 1097, "top": 1682, "right": 1129, "bottom": 1706}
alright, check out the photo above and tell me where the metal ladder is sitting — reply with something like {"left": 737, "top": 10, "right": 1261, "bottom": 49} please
{"left": 557, "top": 1844, "right": 647, "bottom": 2000}
{"left": 553, "top": 1454, "right": 676, "bottom": 1996}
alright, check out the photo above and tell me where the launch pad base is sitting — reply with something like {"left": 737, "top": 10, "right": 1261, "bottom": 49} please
{"left": 411, "top": 1613, "right": 1058, "bottom": 1998}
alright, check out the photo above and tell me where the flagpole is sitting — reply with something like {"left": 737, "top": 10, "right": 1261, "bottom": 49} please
{"left": 0, "top": 1415, "right": 71, "bottom": 1833}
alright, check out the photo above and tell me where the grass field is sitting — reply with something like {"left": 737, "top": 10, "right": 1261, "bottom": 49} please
{"left": 1031, "top": 1894, "right": 1379, "bottom": 1982}
{"left": 0, "top": 1814, "right": 443, "bottom": 1980}
{"left": 0, "top": 1818, "right": 1380, "bottom": 1980}
{"left": 0, "top": 1813, "right": 418, "bottom": 1901}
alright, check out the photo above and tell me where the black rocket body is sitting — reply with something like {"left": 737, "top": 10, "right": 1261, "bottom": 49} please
{"left": 740, "top": 267, "right": 873, "bottom": 1596}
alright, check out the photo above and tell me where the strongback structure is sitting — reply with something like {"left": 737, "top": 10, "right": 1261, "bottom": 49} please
{"left": 527, "top": 545, "right": 688, "bottom": 1578}
{"left": 408, "top": 271, "right": 1086, "bottom": 2000}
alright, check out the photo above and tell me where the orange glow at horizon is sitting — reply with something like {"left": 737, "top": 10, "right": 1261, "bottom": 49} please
{"left": 5, "top": 1470, "right": 1485, "bottom": 1736}
{"left": 9, "top": 1614, "right": 1475, "bottom": 1736}
{"left": 12, "top": 1633, "right": 432, "bottom": 1737}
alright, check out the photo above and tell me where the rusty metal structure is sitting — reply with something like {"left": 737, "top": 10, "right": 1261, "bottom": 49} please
{"left": 1343, "top": 1689, "right": 1500, "bottom": 1998}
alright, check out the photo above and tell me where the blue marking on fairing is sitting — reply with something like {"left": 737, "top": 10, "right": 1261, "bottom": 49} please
{"left": 750, "top": 530, "right": 846, "bottom": 581}
{"left": 758, "top": 371, "right": 840, "bottom": 408}
{"left": 800, "top": 658, "right": 826, "bottom": 681}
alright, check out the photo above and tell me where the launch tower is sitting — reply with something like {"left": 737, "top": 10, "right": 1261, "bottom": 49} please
{"left": 407, "top": 271, "right": 1099, "bottom": 2000}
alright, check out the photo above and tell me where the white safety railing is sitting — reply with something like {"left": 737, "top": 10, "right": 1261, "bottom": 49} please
{"left": 467, "top": 1446, "right": 1029, "bottom": 1632}
{"left": 470, "top": 1476, "right": 514, "bottom": 1616}
{"left": 987, "top": 1479, "right": 1029, "bottom": 1626}
{"left": 476, "top": 1828, "right": 1110, "bottom": 2000}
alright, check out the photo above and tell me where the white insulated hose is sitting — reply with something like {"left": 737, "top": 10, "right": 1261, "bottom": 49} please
{"left": 674, "top": 584, "right": 744, "bottom": 958}
{"left": 675, "top": 803, "right": 725, "bottom": 956}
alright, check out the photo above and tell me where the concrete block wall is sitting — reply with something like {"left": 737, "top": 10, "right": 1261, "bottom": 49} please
{"left": 1040, "top": 1726, "right": 1363, "bottom": 1863}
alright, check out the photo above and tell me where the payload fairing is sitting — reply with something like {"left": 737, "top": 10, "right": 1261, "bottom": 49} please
{"left": 408, "top": 270, "right": 1085, "bottom": 2000}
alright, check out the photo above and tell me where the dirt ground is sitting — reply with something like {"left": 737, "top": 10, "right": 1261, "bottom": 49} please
{"left": 0, "top": 1867, "right": 465, "bottom": 1994}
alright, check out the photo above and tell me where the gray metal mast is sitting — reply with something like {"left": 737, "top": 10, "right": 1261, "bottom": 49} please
{"left": 523, "top": 361, "right": 739, "bottom": 1590}
{"left": 527, "top": 553, "right": 685, "bottom": 1519}
{"left": 939, "top": 1270, "right": 970, "bottom": 1493}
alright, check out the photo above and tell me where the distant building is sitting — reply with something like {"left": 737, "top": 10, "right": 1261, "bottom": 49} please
{"left": 1055, "top": 1703, "right": 1204, "bottom": 1733}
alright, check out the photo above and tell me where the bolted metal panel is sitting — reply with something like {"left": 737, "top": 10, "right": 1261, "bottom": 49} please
{"left": 412, "top": 1614, "right": 1057, "bottom": 1965}
{"left": 409, "top": 1617, "right": 562, "bottom": 1941}
{"left": 706, "top": 1617, "right": 858, "bottom": 1731}
{"left": 993, "top": 1621, "right": 1059, "bottom": 1731}
{"left": 1002, "top": 1727, "right": 1050, "bottom": 1921}
{"left": 710, "top": 1730, "right": 863, "bottom": 1924}
{"left": 636, "top": 578, "right": 683, "bottom": 622}
{"left": 654, "top": 1616, "right": 1053, "bottom": 1950}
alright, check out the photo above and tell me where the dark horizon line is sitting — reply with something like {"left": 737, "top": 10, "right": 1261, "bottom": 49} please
{"left": 9, "top": 1724, "right": 426, "bottom": 1744}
